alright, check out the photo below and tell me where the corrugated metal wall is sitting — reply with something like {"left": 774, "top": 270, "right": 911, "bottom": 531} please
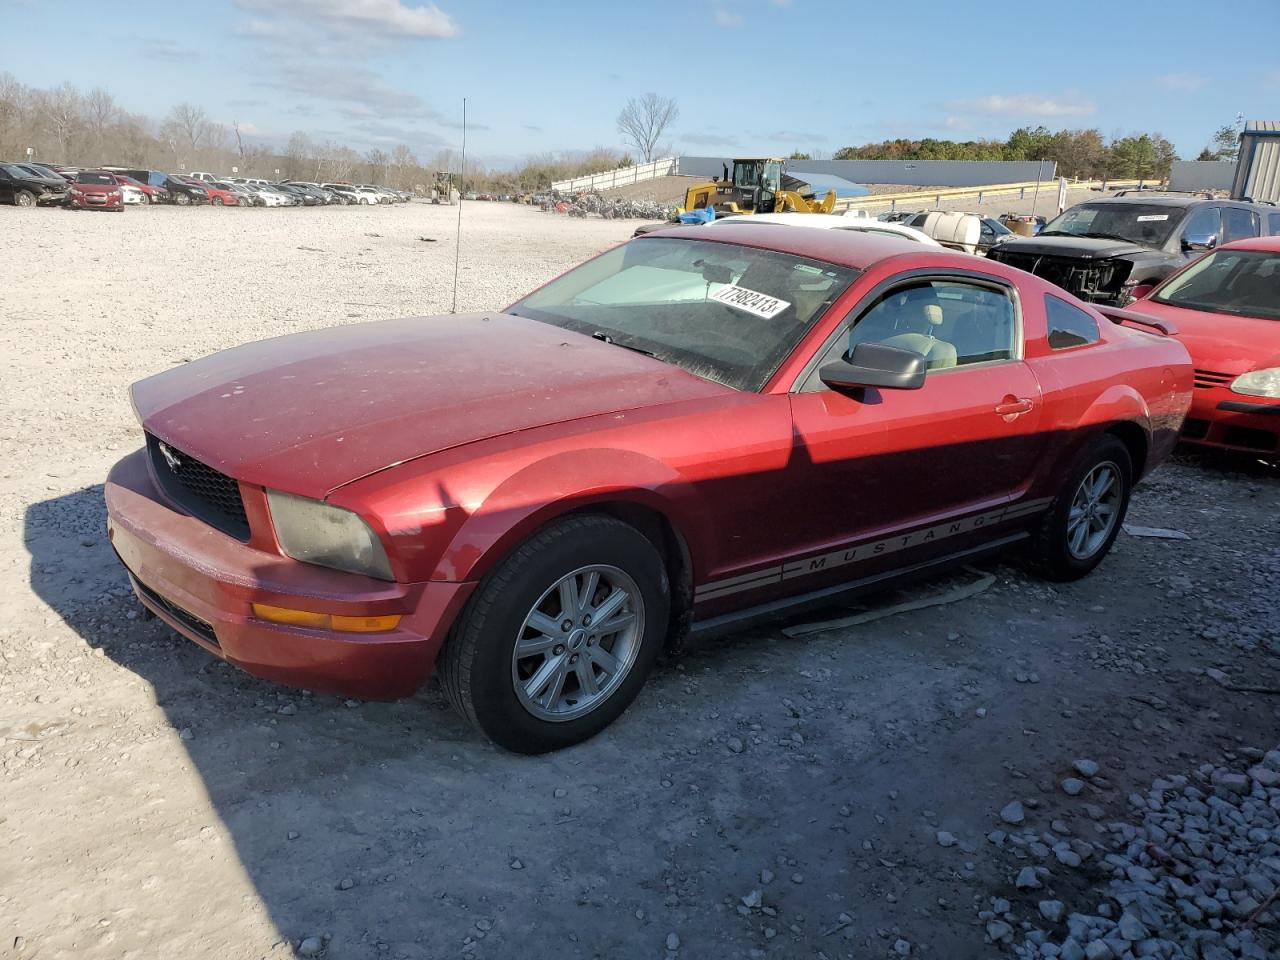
{"left": 676, "top": 157, "right": 1058, "bottom": 187}
{"left": 1231, "top": 121, "right": 1280, "bottom": 202}
{"left": 1168, "top": 160, "right": 1236, "bottom": 192}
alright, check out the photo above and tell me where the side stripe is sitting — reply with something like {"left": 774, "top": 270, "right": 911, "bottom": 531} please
{"left": 694, "top": 497, "right": 1053, "bottom": 602}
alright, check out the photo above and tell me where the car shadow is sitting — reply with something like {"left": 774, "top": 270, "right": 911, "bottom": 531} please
{"left": 26, "top": 480, "right": 1043, "bottom": 960}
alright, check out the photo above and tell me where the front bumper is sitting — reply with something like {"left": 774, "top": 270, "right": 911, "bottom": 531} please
{"left": 70, "top": 194, "right": 123, "bottom": 209}
{"left": 104, "top": 448, "right": 476, "bottom": 698}
{"left": 1181, "top": 388, "right": 1280, "bottom": 455}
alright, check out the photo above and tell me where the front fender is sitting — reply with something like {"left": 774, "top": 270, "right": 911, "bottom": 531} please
{"left": 433, "top": 447, "right": 709, "bottom": 583}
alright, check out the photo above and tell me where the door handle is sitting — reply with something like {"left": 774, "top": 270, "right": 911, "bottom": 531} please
{"left": 995, "top": 398, "right": 1034, "bottom": 417}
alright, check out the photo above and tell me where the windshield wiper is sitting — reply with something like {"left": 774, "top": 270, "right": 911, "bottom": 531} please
{"left": 1080, "top": 231, "right": 1141, "bottom": 244}
{"left": 591, "top": 331, "right": 658, "bottom": 358}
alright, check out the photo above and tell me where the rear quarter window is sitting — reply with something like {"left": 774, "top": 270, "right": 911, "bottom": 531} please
{"left": 1045, "top": 295, "right": 1100, "bottom": 350}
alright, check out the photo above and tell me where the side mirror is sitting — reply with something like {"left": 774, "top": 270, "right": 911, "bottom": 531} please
{"left": 1182, "top": 232, "right": 1218, "bottom": 253}
{"left": 819, "top": 342, "right": 927, "bottom": 393}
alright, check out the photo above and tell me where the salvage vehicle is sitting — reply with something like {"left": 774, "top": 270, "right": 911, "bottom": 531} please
{"left": 1125, "top": 237, "right": 1280, "bottom": 457}
{"left": 200, "top": 180, "right": 241, "bottom": 206}
{"left": 160, "top": 175, "right": 209, "bottom": 205}
{"left": 68, "top": 170, "right": 125, "bottom": 211}
{"left": 682, "top": 158, "right": 837, "bottom": 216}
{"left": 0, "top": 161, "right": 68, "bottom": 206}
{"left": 988, "top": 194, "right": 1278, "bottom": 305}
{"left": 111, "top": 173, "right": 167, "bottom": 203}
{"left": 104, "top": 227, "right": 1192, "bottom": 752}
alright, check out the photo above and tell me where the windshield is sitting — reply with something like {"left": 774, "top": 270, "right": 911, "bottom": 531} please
{"left": 508, "top": 237, "right": 859, "bottom": 391}
{"left": 76, "top": 172, "right": 115, "bottom": 185}
{"left": 1040, "top": 203, "right": 1182, "bottom": 247}
{"left": 1152, "top": 249, "right": 1280, "bottom": 321}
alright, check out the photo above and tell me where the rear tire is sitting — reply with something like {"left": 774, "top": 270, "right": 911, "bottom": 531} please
{"left": 1029, "top": 434, "right": 1132, "bottom": 581}
{"left": 439, "top": 514, "right": 669, "bottom": 753}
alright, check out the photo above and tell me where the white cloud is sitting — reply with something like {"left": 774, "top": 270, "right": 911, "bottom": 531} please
{"left": 950, "top": 94, "right": 1095, "bottom": 118}
{"left": 1156, "top": 73, "right": 1205, "bottom": 94}
{"left": 944, "top": 115, "right": 970, "bottom": 130}
{"left": 714, "top": 8, "right": 743, "bottom": 26}
{"left": 235, "top": 0, "right": 457, "bottom": 41}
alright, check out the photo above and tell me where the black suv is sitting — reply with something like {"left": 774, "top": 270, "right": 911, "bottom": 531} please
{"left": 0, "top": 161, "right": 69, "bottom": 206}
{"left": 987, "top": 194, "right": 1280, "bottom": 304}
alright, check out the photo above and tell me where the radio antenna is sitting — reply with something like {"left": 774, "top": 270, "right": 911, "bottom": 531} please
{"left": 450, "top": 97, "right": 466, "bottom": 314}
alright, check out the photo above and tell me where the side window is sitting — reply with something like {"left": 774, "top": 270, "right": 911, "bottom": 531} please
{"left": 1045, "top": 295, "right": 1100, "bottom": 349}
{"left": 804, "top": 278, "right": 1017, "bottom": 389}
{"left": 1222, "top": 208, "right": 1261, "bottom": 244}
{"left": 1181, "top": 206, "right": 1222, "bottom": 246}
{"left": 1269, "top": 213, "right": 1280, "bottom": 235}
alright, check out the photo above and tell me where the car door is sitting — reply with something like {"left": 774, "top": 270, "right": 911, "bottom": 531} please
{"left": 783, "top": 270, "right": 1047, "bottom": 563}
{"left": 0, "top": 167, "right": 15, "bottom": 203}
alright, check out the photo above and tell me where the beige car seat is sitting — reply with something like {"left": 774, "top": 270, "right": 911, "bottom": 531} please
{"left": 881, "top": 301, "right": 958, "bottom": 369}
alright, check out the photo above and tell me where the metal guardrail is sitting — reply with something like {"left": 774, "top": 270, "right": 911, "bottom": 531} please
{"left": 833, "top": 179, "right": 1148, "bottom": 213}
{"left": 552, "top": 157, "right": 678, "bottom": 193}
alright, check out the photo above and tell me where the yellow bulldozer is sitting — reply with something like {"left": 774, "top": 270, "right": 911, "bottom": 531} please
{"left": 681, "top": 158, "right": 837, "bottom": 216}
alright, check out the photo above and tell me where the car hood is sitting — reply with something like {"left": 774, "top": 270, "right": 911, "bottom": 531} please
{"left": 132, "top": 312, "right": 729, "bottom": 499}
{"left": 1129, "top": 300, "right": 1280, "bottom": 373}
{"left": 74, "top": 183, "right": 117, "bottom": 194}
{"left": 996, "top": 235, "right": 1155, "bottom": 260}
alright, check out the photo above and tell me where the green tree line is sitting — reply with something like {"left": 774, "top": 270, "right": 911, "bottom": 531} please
{"left": 829, "top": 127, "right": 1190, "bottom": 180}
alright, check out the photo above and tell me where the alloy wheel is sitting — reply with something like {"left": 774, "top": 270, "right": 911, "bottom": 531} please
{"left": 511, "top": 564, "right": 644, "bottom": 722}
{"left": 1066, "top": 461, "right": 1122, "bottom": 560}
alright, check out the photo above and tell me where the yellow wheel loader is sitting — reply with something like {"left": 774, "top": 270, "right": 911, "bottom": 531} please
{"left": 681, "top": 158, "right": 836, "bottom": 216}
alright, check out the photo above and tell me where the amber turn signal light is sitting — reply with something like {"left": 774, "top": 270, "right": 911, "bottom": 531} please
{"left": 252, "top": 603, "right": 402, "bottom": 634}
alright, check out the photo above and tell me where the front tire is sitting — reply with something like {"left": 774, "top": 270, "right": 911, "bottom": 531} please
{"left": 15, "top": 190, "right": 35, "bottom": 208}
{"left": 1029, "top": 434, "right": 1132, "bottom": 581}
{"left": 439, "top": 514, "right": 669, "bottom": 753}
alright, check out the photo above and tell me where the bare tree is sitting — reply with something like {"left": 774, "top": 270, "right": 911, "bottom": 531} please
{"left": 366, "top": 148, "right": 389, "bottom": 183}
{"left": 162, "top": 102, "right": 212, "bottom": 152}
{"left": 616, "top": 93, "right": 679, "bottom": 163}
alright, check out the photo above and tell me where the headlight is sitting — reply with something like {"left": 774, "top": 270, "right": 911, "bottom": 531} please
{"left": 1231, "top": 368, "right": 1280, "bottom": 399}
{"left": 266, "top": 490, "right": 394, "bottom": 580}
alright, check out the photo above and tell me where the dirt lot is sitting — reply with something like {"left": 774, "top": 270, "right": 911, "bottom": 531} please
{"left": 2, "top": 201, "right": 1278, "bottom": 960}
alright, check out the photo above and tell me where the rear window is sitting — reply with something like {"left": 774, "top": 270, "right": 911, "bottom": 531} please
{"left": 1045, "top": 295, "right": 1100, "bottom": 349}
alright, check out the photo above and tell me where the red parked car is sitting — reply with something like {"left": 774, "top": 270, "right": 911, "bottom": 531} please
{"left": 1127, "top": 237, "right": 1280, "bottom": 457}
{"left": 104, "top": 227, "right": 1192, "bottom": 751}
{"left": 68, "top": 170, "right": 125, "bottom": 211}
{"left": 112, "top": 173, "right": 167, "bottom": 204}
{"left": 176, "top": 176, "right": 237, "bottom": 205}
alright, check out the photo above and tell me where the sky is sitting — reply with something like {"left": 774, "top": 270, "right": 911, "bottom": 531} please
{"left": 3, "top": 0, "right": 1279, "bottom": 169}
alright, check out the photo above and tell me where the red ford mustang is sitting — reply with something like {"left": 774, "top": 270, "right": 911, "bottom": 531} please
{"left": 1127, "top": 236, "right": 1280, "bottom": 457}
{"left": 104, "top": 227, "right": 1192, "bottom": 752}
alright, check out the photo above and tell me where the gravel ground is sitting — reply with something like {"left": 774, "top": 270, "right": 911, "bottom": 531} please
{"left": 2, "top": 201, "right": 1278, "bottom": 960}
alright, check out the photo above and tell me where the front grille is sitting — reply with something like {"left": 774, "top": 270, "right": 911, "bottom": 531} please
{"left": 1193, "top": 368, "right": 1233, "bottom": 390}
{"left": 991, "top": 251, "right": 1131, "bottom": 303}
{"left": 147, "top": 434, "right": 250, "bottom": 541}
{"left": 131, "top": 574, "right": 219, "bottom": 647}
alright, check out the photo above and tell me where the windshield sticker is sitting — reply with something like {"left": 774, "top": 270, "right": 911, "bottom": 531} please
{"left": 1135, "top": 214, "right": 1169, "bottom": 221}
{"left": 709, "top": 284, "right": 792, "bottom": 319}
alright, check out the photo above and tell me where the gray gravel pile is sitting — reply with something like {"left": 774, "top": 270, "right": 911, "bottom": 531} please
{"left": 1005, "top": 749, "right": 1280, "bottom": 960}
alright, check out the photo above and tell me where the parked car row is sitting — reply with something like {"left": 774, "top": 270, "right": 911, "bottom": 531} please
{"left": 1, "top": 162, "right": 413, "bottom": 208}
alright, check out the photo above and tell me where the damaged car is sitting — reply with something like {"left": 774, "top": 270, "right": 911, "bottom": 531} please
{"left": 104, "top": 226, "right": 1192, "bottom": 753}
{"left": 987, "top": 194, "right": 1277, "bottom": 305}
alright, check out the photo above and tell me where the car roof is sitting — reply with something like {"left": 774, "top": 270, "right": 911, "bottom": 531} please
{"left": 1219, "top": 235, "right": 1280, "bottom": 253}
{"left": 712, "top": 213, "right": 944, "bottom": 246}
{"left": 641, "top": 221, "right": 968, "bottom": 270}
